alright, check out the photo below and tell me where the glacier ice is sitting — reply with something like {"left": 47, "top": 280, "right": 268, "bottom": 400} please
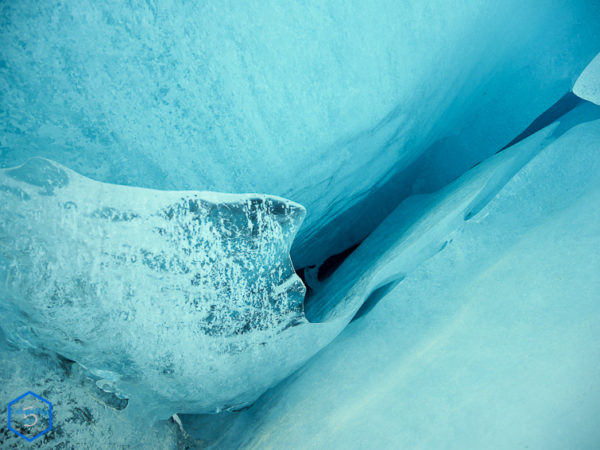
{"left": 214, "top": 102, "right": 600, "bottom": 448}
{"left": 0, "top": 331, "right": 179, "bottom": 448}
{"left": 1, "top": 1, "right": 600, "bottom": 447}
{"left": 1, "top": 0, "right": 600, "bottom": 268}
{"left": 304, "top": 102, "right": 566, "bottom": 323}
{"left": 574, "top": 53, "right": 600, "bottom": 105}
{"left": 0, "top": 158, "right": 311, "bottom": 419}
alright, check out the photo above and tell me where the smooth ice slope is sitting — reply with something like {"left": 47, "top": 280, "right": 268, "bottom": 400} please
{"left": 215, "top": 102, "right": 600, "bottom": 449}
{"left": 0, "top": 159, "right": 308, "bottom": 419}
{"left": 305, "top": 118, "right": 556, "bottom": 322}
{"left": 574, "top": 53, "right": 600, "bottom": 105}
{"left": 2, "top": 0, "right": 600, "bottom": 268}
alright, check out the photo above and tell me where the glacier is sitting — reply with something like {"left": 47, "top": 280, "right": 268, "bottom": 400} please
{"left": 1, "top": 1, "right": 600, "bottom": 448}
{"left": 2, "top": 0, "right": 600, "bottom": 270}
{"left": 213, "top": 101, "right": 600, "bottom": 449}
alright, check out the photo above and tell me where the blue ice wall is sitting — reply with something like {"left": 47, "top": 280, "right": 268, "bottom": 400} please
{"left": 2, "top": 0, "right": 599, "bottom": 268}
{"left": 216, "top": 101, "right": 600, "bottom": 449}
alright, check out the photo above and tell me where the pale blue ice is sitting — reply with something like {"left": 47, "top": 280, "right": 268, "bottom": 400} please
{"left": 1, "top": 1, "right": 599, "bottom": 448}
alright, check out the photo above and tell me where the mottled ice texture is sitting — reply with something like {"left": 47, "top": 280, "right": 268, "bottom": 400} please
{"left": 1, "top": 0, "right": 599, "bottom": 268}
{"left": 574, "top": 53, "right": 600, "bottom": 105}
{"left": 0, "top": 158, "right": 308, "bottom": 419}
{"left": 0, "top": 332, "right": 178, "bottom": 449}
{"left": 214, "top": 102, "right": 600, "bottom": 448}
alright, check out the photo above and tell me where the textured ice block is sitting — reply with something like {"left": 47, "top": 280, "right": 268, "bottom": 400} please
{"left": 0, "top": 158, "right": 306, "bottom": 419}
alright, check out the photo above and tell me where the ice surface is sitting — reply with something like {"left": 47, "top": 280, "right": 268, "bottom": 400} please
{"left": 0, "top": 332, "right": 178, "bottom": 448}
{"left": 0, "top": 158, "right": 310, "bottom": 419}
{"left": 1, "top": 0, "right": 599, "bottom": 268}
{"left": 574, "top": 53, "right": 600, "bottom": 105}
{"left": 304, "top": 100, "right": 571, "bottom": 322}
{"left": 215, "top": 102, "right": 600, "bottom": 448}
{"left": 2, "top": 2, "right": 600, "bottom": 446}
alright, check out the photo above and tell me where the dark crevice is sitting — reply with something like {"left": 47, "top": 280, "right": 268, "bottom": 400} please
{"left": 297, "top": 243, "right": 361, "bottom": 306}
{"left": 317, "top": 243, "right": 360, "bottom": 282}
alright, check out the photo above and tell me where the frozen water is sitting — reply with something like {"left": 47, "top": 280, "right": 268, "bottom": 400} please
{"left": 1, "top": 2, "right": 600, "bottom": 447}
{"left": 304, "top": 101, "right": 568, "bottom": 322}
{"left": 215, "top": 102, "right": 600, "bottom": 448}
{"left": 0, "top": 331, "right": 178, "bottom": 448}
{"left": 1, "top": 0, "right": 599, "bottom": 268}
{"left": 0, "top": 158, "right": 309, "bottom": 419}
{"left": 574, "top": 53, "right": 600, "bottom": 105}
